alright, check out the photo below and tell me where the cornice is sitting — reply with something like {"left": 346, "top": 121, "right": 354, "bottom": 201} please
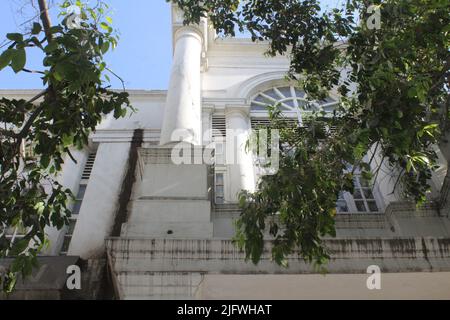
{"left": 224, "top": 105, "right": 251, "bottom": 118}
{"left": 203, "top": 98, "right": 247, "bottom": 106}
{"left": 91, "top": 129, "right": 161, "bottom": 143}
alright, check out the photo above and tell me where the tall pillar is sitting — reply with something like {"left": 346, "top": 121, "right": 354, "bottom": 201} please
{"left": 160, "top": 25, "right": 203, "bottom": 146}
{"left": 225, "top": 107, "right": 256, "bottom": 202}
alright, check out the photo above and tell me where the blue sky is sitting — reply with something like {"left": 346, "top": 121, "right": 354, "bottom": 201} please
{"left": 0, "top": 0, "right": 172, "bottom": 90}
{"left": 0, "top": 0, "right": 343, "bottom": 90}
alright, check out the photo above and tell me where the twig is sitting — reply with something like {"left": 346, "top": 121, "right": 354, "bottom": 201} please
{"left": 368, "top": 141, "right": 380, "bottom": 167}
{"left": 27, "top": 89, "right": 48, "bottom": 104}
{"left": 22, "top": 68, "right": 45, "bottom": 75}
{"left": 14, "top": 89, "right": 48, "bottom": 140}
{"left": 17, "top": 104, "right": 45, "bottom": 140}
{"left": 106, "top": 67, "right": 126, "bottom": 91}
{"left": 390, "top": 167, "right": 405, "bottom": 195}
{"left": 67, "top": 149, "right": 78, "bottom": 164}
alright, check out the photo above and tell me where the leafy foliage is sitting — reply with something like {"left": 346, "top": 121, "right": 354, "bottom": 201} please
{"left": 170, "top": 0, "right": 450, "bottom": 266}
{"left": 0, "top": 0, "right": 131, "bottom": 292}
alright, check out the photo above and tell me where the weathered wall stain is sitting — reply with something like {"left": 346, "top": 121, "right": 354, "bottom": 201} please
{"left": 111, "top": 129, "right": 144, "bottom": 237}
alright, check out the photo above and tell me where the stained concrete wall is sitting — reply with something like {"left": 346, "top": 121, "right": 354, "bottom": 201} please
{"left": 196, "top": 273, "right": 450, "bottom": 300}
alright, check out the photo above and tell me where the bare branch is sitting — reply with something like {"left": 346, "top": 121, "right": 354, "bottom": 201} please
{"left": 37, "top": 0, "right": 53, "bottom": 42}
{"left": 27, "top": 89, "right": 47, "bottom": 104}
{"left": 22, "top": 68, "right": 45, "bottom": 75}
{"left": 17, "top": 104, "right": 45, "bottom": 140}
{"left": 14, "top": 89, "right": 48, "bottom": 140}
{"left": 106, "top": 67, "right": 126, "bottom": 91}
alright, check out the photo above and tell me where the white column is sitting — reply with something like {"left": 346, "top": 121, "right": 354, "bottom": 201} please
{"left": 225, "top": 107, "right": 256, "bottom": 202}
{"left": 160, "top": 26, "right": 203, "bottom": 146}
{"left": 68, "top": 142, "right": 130, "bottom": 259}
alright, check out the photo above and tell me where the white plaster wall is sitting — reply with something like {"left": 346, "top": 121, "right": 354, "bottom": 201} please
{"left": 68, "top": 142, "right": 130, "bottom": 259}
{"left": 196, "top": 273, "right": 450, "bottom": 300}
{"left": 139, "top": 164, "right": 208, "bottom": 198}
{"left": 96, "top": 93, "right": 166, "bottom": 131}
{"left": 202, "top": 40, "right": 290, "bottom": 100}
{"left": 129, "top": 200, "right": 211, "bottom": 223}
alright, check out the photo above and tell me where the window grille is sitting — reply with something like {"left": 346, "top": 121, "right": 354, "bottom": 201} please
{"left": 81, "top": 152, "right": 97, "bottom": 180}
{"left": 212, "top": 116, "right": 226, "bottom": 139}
{"left": 336, "top": 175, "right": 380, "bottom": 213}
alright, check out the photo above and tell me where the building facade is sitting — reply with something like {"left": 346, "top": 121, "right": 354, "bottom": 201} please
{"left": 1, "top": 5, "right": 450, "bottom": 300}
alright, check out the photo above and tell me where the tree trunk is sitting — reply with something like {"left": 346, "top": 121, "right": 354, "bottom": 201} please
{"left": 37, "top": 0, "right": 53, "bottom": 42}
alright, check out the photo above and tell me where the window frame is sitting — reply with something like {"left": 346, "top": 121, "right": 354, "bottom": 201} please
{"left": 250, "top": 85, "right": 338, "bottom": 126}
{"left": 337, "top": 174, "right": 383, "bottom": 214}
{"left": 214, "top": 172, "right": 225, "bottom": 204}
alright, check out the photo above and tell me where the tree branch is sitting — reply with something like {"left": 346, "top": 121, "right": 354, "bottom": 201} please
{"left": 0, "top": 128, "right": 16, "bottom": 138}
{"left": 27, "top": 89, "right": 48, "bottom": 104}
{"left": 106, "top": 67, "right": 126, "bottom": 91}
{"left": 22, "top": 68, "right": 45, "bottom": 75}
{"left": 37, "top": 0, "right": 53, "bottom": 43}
{"left": 14, "top": 89, "right": 48, "bottom": 140}
{"left": 37, "top": 0, "right": 57, "bottom": 107}
{"left": 67, "top": 149, "right": 78, "bottom": 164}
{"left": 17, "top": 104, "right": 45, "bottom": 140}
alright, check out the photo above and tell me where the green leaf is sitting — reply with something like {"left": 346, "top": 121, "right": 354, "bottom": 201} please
{"left": 406, "top": 159, "right": 413, "bottom": 173}
{"left": 34, "top": 202, "right": 45, "bottom": 215}
{"left": 48, "top": 26, "right": 63, "bottom": 34}
{"left": 31, "top": 22, "right": 42, "bottom": 35}
{"left": 101, "top": 41, "right": 110, "bottom": 54}
{"left": 44, "top": 42, "right": 59, "bottom": 53}
{"left": 53, "top": 70, "right": 63, "bottom": 81}
{"left": 10, "top": 239, "right": 29, "bottom": 256}
{"left": 100, "top": 22, "right": 112, "bottom": 33}
{"left": 5, "top": 274, "right": 17, "bottom": 294}
{"left": 11, "top": 49, "right": 26, "bottom": 73}
{"left": 6, "top": 33, "right": 23, "bottom": 42}
{"left": 40, "top": 154, "right": 50, "bottom": 168}
{"left": 0, "top": 49, "right": 14, "bottom": 71}
{"left": 62, "top": 134, "right": 74, "bottom": 147}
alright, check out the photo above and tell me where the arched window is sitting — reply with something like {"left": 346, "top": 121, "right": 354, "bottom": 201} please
{"left": 249, "top": 85, "right": 382, "bottom": 214}
{"left": 250, "top": 85, "right": 338, "bottom": 125}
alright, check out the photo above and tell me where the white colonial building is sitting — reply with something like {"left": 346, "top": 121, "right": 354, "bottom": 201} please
{"left": 1, "top": 5, "right": 450, "bottom": 300}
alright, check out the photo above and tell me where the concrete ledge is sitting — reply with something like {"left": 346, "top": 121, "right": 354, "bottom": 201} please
{"left": 106, "top": 237, "right": 450, "bottom": 274}
{"left": 123, "top": 222, "right": 213, "bottom": 238}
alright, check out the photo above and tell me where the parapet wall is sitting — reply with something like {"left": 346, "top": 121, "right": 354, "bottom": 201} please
{"left": 106, "top": 237, "right": 450, "bottom": 299}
